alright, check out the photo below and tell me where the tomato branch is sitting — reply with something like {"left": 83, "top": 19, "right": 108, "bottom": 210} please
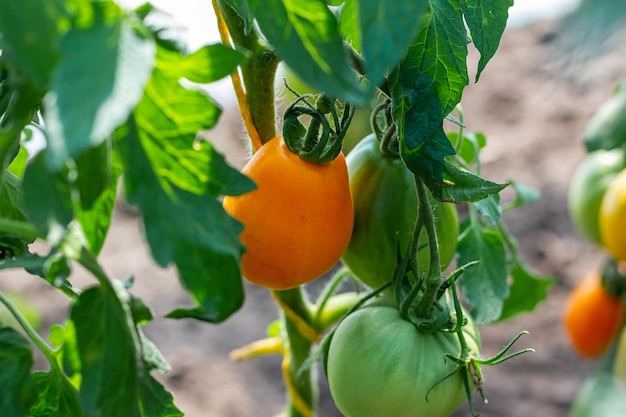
{"left": 215, "top": 0, "right": 279, "bottom": 147}
{"left": 413, "top": 176, "right": 444, "bottom": 319}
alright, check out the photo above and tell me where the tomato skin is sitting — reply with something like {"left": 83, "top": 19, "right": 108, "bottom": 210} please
{"left": 341, "top": 134, "right": 459, "bottom": 289}
{"left": 327, "top": 297, "right": 480, "bottom": 417}
{"left": 600, "top": 168, "right": 626, "bottom": 261}
{"left": 563, "top": 270, "right": 624, "bottom": 358}
{"left": 222, "top": 136, "right": 354, "bottom": 290}
{"left": 568, "top": 149, "right": 625, "bottom": 246}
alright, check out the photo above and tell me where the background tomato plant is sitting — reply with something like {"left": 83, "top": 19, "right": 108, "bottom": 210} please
{"left": 1, "top": 0, "right": 623, "bottom": 416}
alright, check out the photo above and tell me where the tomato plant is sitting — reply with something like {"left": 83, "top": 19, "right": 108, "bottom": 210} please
{"left": 568, "top": 149, "right": 625, "bottom": 246}
{"left": 223, "top": 136, "right": 353, "bottom": 290}
{"left": 0, "top": 1, "right": 551, "bottom": 417}
{"left": 564, "top": 269, "right": 624, "bottom": 358}
{"left": 341, "top": 133, "right": 459, "bottom": 289}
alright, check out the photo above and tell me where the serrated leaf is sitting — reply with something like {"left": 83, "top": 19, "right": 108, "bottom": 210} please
{"left": 70, "top": 282, "right": 182, "bottom": 417}
{"left": 498, "top": 263, "right": 553, "bottom": 322}
{"left": 461, "top": 0, "right": 513, "bottom": 80}
{"left": 428, "top": 161, "right": 508, "bottom": 203}
{"left": 0, "top": 327, "right": 37, "bottom": 417}
{"left": 457, "top": 220, "right": 508, "bottom": 325}
{"left": 358, "top": 0, "right": 427, "bottom": 91}
{"left": 28, "top": 369, "right": 84, "bottom": 417}
{"left": 118, "top": 117, "right": 253, "bottom": 322}
{"left": 44, "top": 2, "right": 155, "bottom": 168}
{"left": 248, "top": 0, "right": 366, "bottom": 104}
{"left": 390, "top": 1, "right": 469, "bottom": 147}
{"left": 473, "top": 193, "right": 501, "bottom": 225}
{"left": 115, "top": 39, "right": 254, "bottom": 322}
{"left": 399, "top": 124, "right": 456, "bottom": 184}
{"left": 22, "top": 151, "right": 76, "bottom": 244}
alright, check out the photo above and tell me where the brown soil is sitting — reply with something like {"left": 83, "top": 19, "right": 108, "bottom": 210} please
{"left": 3, "top": 16, "right": 626, "bottom": 417}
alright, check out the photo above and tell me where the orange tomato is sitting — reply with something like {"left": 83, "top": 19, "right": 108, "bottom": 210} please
{"left": 563, "top": 270, "right": 624, "bottom": 358}
{"left": 223, "top": 136, "right": 354, "bottom": 290}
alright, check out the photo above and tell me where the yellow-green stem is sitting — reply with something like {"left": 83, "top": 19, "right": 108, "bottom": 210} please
{"left": 216, "top": 0, "right": 279, "bottom": 146}
{"left": 274, "top": 287, "right": 318, "bottom": 417}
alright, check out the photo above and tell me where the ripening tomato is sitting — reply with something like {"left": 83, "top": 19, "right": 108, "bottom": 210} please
{"left": 600, "top": 168, "right": 626, "bottom": 261}
{"left": 568, "top": 149, "right": 625, "bottom": 246}
{"left": 327, "top": 295, "right": 481, "bottom": 417}
{"left": 223, "top": 136, "right": 354, "bottom": 290}
{"left": 341, "top": 134, "right": 459, "bottom": 289}
{"left": 563, "top": 270, "right": 624, "bottom": 358}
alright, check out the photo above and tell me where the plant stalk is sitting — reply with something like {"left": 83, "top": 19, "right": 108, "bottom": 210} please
{"left": 273, "top": 287, "right": 318, "bottom": 417}
{"left": 413, "top": 176, "right": 444, "bottom": 318}
{"left": 216, "top": 0, "right": 279, "bottom": 147}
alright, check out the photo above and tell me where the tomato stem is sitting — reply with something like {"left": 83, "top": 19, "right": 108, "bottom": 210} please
{"left": 272, "top": 287, "right": 318, "bottom": 417}
{"left": 216, "top": 0, "right": 279, "bottom": 147}
{"left": 412, "top": 176, "right": 444, "bottom": 319}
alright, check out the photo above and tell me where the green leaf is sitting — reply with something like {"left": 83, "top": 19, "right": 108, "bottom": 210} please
{"left": 8, "top": 144, "right": 29, "bottom": 178}
{"left": 74, "top": 143, "right": 120, "bottom": 255}
{"left": 461, "top": 0, "right": 513, "bottom": 80}
{"left": 457, "top": 220, "right": 508, "bottom": 325}
{"left": 357, "top": 0, "right": 427, "bottom": 91}
{"left": 503, "top": 180, "right": 541, "bottom": 211}
{"left": 399, "top": 125, "right": 456, "bottom": 184}
{"left": 115, "top": 40, "right": 255, "bottom": 322}
{"left": 27, "top": 369, "right": 84, "bottom": 417}
{"left": 339, "top": 0, "right": 359, "bottom": 51}
{"left": 428, "top": 161, "right": 508, "bottom": 203}
{"left": 452, "top": 131, "right": 487, "bottom": 166}
{"left": 70, "top": 282, "right": 182, "bottom": 417}
{"left": 157, "top": 43, "right": 248, "bottom": 84}
{"left": 0, "top": 327, "right": 37, "bottom": 417}
{"left": 473, "top": 193, "right": 501, "bottom": 225}
{"left": 498, "top": 263, "right": 554, "bottom": 322}
{"left": 0, "top": 171, "right": 27, "bottom": 222}
{"left": 248, "top": 0, "right": 366, "bottom": 104}
{"left": 0, "top": 0, "right": 64, "bottom": 91}
{"left": 390, "top": 0, "right": 469, "bottom": 148}
{"left": 22, "top": 151, "right": 76, "bottom": 244}
{"left": 43, "top": 2, "right": 155, "bottom": 168}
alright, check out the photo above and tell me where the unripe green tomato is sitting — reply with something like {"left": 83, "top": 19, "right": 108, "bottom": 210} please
{"left": 568, "top": 149, "right": 625, "bottom": 246}
{"left": 341, "top": 134, "right": 459, "bottom": 289}
{"left": 327, "top": 295, "right": 481, "bottom": 417}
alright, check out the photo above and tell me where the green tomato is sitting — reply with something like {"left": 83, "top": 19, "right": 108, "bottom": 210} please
{"left": 341, "top": 134, "right": 459, "bottom": 289}
{"left": 568, "top": 149, "right": 625, "bottom": 246}
{"left": 327, "top": 296, "right": 481, "bottom": 417}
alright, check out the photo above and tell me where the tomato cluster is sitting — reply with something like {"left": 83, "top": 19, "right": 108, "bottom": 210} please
{"left": 565, "top": 140, "right": 626, "bottom": 358}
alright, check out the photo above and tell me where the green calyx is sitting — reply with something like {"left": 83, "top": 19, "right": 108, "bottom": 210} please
{"left": 282, "top": 92, "right": 354, "bottom": 164}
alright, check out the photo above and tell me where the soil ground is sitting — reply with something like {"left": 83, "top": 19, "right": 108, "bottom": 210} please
{"left": 3, "top": 15, "right": 626, "bottom": 417}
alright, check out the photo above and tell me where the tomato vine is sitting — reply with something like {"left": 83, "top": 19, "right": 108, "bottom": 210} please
{"left": 0, "top": 1, "right": 557, "bottom": 417}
